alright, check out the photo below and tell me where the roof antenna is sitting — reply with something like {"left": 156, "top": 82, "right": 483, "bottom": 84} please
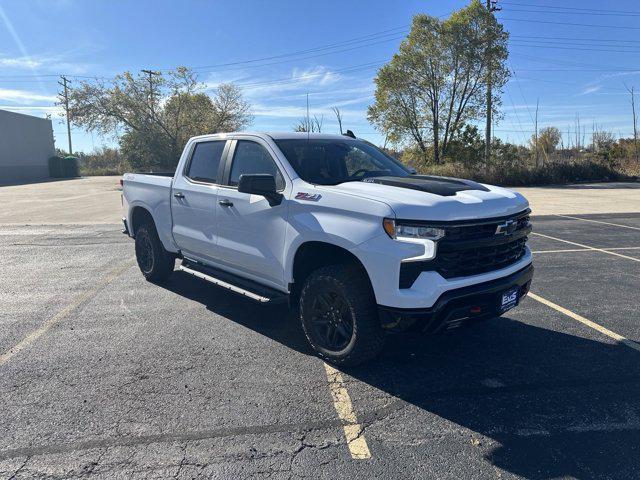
{"left": 306, "top": 93, "right": 310, "bottom": 142}
{"left": 344, "top": 129, "right": 356, "bottom": 139}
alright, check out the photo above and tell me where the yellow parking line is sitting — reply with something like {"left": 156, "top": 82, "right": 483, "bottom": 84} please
{"left": 0, "top": 259, "right": 134, "bottom": 367}
{"left": 528, "top": 292, "right": 640, "bottom": 353}
{"left": 532, "top": 232, "right": 640, "bottom": 263}
{"left": 555, "top": 214, "right": 640, "bottom": 232}
{"left": 323, "top": 363, "right": 371, "bottom": 459}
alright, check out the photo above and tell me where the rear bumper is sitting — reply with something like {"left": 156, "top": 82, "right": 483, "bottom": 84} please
{"left": 378, "top": 264, "right": 533, "bottom": 333}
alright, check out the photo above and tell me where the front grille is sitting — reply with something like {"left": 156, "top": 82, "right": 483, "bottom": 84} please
{"left": 399, "top": 210, "right": 531, "bottom": 288}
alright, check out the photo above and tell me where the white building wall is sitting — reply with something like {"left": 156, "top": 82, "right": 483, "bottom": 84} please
{"left": 0, "top": 109, "right": 55, "bottom": 184}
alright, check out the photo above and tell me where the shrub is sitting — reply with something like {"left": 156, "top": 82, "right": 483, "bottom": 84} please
{"left": 77, "top": 147, "right": 129, "bottom": 176}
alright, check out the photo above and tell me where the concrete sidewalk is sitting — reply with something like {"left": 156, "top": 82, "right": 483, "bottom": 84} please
{"left": 0, "top": 176, "right": 638, "bottom": 224}
{"left": 0, "top": 176, "right": 123, "bottom": 224}
{"left": 515, "top": 182, "right": 640, "bottom": 216}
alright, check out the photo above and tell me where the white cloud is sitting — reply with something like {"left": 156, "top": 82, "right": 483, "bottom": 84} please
{"left": 290, "top": 65, "right": 341, "bottom": 86}
{"left": 0, "top": 53, "right": 93, "bottom": 74}
{"left": 0, "top": 88, "right": 57, "bottom": 104}
{"left": 202, "top": 64, "right": 345, "bottom": 98}
{"left": 579, "top": 84, "right": 602, "bottom": 96}
{"left": 0, "top": 105, "right": 63, "bottom": 116}
{"left": 0, "top": 56, "right": 42, "bottom": 69}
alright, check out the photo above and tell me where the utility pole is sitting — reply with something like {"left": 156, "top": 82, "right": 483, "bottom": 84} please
{"left": 534, "top": 99, "right": 539, "bottom": 167}
{"left": 485, "top": 0, "right": 500, "bottom": 163}
{"left": 141, "top": 69, "right": 161, "bottom": 118}
{"left": 628, "top": 85, "right": 639, "bottom": 162}
{"left": 58, "top": 75, "right": 73, "bottom": 155}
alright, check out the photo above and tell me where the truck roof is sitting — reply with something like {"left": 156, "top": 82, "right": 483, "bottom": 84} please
{"left": 189, "top": 132, "right": 357, "bottom": 142}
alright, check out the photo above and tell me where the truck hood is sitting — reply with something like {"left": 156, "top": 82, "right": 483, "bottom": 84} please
{"left": 318, "top": 175, "right": 529, "bottom": 221}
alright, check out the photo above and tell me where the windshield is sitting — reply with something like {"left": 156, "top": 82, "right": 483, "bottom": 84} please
{"left": 274, "top": 139, "right": 410, "bottom": 186}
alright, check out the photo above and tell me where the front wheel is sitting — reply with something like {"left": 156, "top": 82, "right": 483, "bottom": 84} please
{"left": 299, "top": 264, "right": 384, "bottom": 366}
{"left": 134, "top": 222, "right": 174, "bottom": 282}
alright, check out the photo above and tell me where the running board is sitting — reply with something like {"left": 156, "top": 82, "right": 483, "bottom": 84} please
{"left": 178, "top": 260, "right": 287, "bottom": 304}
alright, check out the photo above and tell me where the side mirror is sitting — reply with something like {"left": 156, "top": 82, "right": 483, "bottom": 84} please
{"left": 408, "top": 167, "right": 417, "bottom": 175}
{"left": 237, "top": 174, "right": 283, "bottom": 206}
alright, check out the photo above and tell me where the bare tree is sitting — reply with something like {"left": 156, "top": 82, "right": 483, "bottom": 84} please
{"left": 293, "top": 115, "right": 323, "bottom": 133}
{"left": 331, "top": 107, "right": 343, "bottom": 134}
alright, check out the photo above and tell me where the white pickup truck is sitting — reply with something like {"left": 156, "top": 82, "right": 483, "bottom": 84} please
{"left": 122, "top": 132, "right": 533, "bottom": 365}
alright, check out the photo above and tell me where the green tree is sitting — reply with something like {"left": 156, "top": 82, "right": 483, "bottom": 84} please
{"left": 531, "top": 126, "right": 561, "bottom": 163}
{"left": 443, "top": 124, "right": 484, "bottom": 166}
{"left": 66, "top": 68, "right": 252, "bottom": 170}
{"left": 367, "top": 1, "right": 509, "bottom": 164}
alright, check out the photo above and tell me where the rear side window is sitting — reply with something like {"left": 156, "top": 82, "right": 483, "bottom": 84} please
{"left": 186, "top": 141, "right": 226, "bottom": 183}
{"left": 229, "top": 140, "right": 285, "bottom": 190}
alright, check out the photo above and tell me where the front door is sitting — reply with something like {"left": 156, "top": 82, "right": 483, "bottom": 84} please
{"left": 215, "top": 139, "right": 289, "bottom": 288}
{"left": 171, "top": 140, "right": 227, "bottom": 262}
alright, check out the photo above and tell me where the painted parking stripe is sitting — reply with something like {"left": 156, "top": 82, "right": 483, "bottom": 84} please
{"left": 532, "top": 247, "right": 640, "bottom": 254}
{"left": 555, "top": 214, "right": 640, "bottom": 232}
{"left": 528, "top": 292, "right": 640, "bottom": 353}
{"left": 323, "top": 363, "right": 371, "bottom": 459}
{"left": 532, "top": 232, "right": 640, "bottom": 263}
{"left": 0, "top": 259, "right": 134, "bottom": 367}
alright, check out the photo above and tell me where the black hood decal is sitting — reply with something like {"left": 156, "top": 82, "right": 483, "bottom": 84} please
{"left": 362, "top": 175, "right": 489, "bottom": 197}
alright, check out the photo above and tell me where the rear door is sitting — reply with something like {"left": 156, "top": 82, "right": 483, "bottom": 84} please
{"left": 171, "top": 139, "right": 228, "bottom": 262}
{"left": 215, "top": 138, "right": 290, "bottom": 288}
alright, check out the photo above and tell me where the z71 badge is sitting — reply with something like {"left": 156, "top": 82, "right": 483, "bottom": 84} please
{"left": 295, "top": 192, "right": 322, "bottom": 202}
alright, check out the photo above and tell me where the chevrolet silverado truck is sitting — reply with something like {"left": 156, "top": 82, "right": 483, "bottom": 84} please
{"left": 122, "top": 132, "right": 533, "bottom": 365}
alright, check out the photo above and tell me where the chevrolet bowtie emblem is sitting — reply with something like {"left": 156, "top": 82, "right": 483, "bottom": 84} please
{"left": 495, "top": 219, "right": 517, "bottom": 235}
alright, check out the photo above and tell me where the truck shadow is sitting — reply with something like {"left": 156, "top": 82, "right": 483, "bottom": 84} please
{"left": 160, "top": 273, "right": 640, "bottom": 479}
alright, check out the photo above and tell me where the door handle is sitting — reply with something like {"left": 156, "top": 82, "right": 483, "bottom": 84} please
{"left": 173, "top": 192, "right": 185, "bottom": 199}
{"left": 218, "top": 199, "right": 234, "bottom": 207}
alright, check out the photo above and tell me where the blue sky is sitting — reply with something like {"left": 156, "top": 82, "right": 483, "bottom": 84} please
{"left": 1, "top": 0, "right": 639, "bottom": 153}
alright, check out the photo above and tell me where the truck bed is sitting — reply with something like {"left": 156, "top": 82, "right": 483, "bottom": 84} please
{"left": 122, "top": 172, "right": 174, "bottom": 247}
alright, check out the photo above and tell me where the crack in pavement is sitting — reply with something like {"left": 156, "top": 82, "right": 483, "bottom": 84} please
{"left": 0, "top": 419, "right": 346, "bottom": 461}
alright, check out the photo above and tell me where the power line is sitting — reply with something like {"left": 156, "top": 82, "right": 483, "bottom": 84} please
{"left": 161, "top": 25, "right": 410, "bottom": 72}
{"left": 499, "top": 17, "right": 640, "bottom": 30}
{"left": 512, "top": 35, "right": 640, "bottom": 44}
{"left": 190, "top": 34, "right": 407, "bottom": 73}
{"left": 511, "top": 52, "right": 634, "bottom": 71}
{"left": 510, "top": 42, "right": 640, "bottom": 54}
{"left": 503, "top": 7, "right": 640, "bottom": 17}
{"left": 499, "top": 2, "right": 640, "bottom": 16}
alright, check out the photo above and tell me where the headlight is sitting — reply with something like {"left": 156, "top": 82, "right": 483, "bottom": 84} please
{"left": 383, "top": 218, "right": 445, "bottom": 241}
{"left": 383, "top": 218, "right": 444, "bottom": 262}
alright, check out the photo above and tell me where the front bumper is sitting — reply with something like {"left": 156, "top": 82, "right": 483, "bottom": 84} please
{"left": 378, "top": 264, "right": 533, "bottom": 333}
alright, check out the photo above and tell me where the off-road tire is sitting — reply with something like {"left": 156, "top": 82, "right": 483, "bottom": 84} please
{"left": 299, "top": 264, "right": 384, "bottom": 366}
{"left": 134, "top": 222, "right": 174, "bottom": 282}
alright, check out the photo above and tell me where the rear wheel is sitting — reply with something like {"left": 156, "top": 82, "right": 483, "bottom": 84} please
{"left": 134, "top": 222, "right": 174, "bottom": 282}
{"left": 299, "top": 264, "right": 384, "bottom": 366}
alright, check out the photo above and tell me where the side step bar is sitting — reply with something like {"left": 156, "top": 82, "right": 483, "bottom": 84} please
{"left": 178, "top": 260, "right": 288, "bottom": 304}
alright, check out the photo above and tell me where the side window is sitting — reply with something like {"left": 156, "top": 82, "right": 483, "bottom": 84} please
{"left": 186, "top": 141, "right": 226, "bottom": 183}
{"left": 229, "top": 140, "right": 285, "bottom": 190}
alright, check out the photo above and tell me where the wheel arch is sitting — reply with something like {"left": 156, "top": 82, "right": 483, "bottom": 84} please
{"left": 289, "top": 241, "right": 374, "bottom": 304}
{"left": 129, "top": 206, "right": 155, "bottom": 236}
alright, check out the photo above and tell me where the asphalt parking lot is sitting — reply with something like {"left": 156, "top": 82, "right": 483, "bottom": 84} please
{"left": 1, "top": 182, "right": 640, "bottom": 479}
